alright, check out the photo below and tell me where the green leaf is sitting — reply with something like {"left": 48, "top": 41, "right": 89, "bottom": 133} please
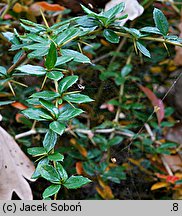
{"left": 0, "top": 66, "right": 7, "bottom": 76}
{"left": 103, "top": 29, "right": 119, "bottom": 43}
{"left": 0, "top": 101, "right": 15, "bottom": 106}
{"left": 121, "top": 64, "right": 132, "bottom": 77}
{"left": 108, "top": 136, "right": 123, "bottom": 146}
{"left": 16, "top": 64, "right": 46, "bottom": 76}
{"left": 55, "top": 56, "right": 73, "bottom": 66}
{"left": 63, "top": 93, "right": 94, "bottom": 104}
{"left": 30, "top": 91, "right": 60, "bottom": 100}
{"left": 63, "top": 176, "right": 91, "bottom": 189}
{"left": 22, "top": 108, "right": 53, "bottom": 121}
{"left": 158, "top": 143, "right": 177, "bottom": 149}
{"left": 48, "top": 152, "right": 64, "bottom": 162}
{"left": 39, "top": 99, "right": 59, "bottom": 118}
{"left": 43, "top": 184, "right": 61, "bottom": 199}
{"left": 61, "top": 49, "right": 91, "bottom": 64}
{"left": 45, "top": 42, "right": 57, "bottom": 70}
{"left": 49, "top": 121, "right": 66, "bottom": 135}
{"left": 153, "top": 8, "right": 169, "bottom": 36}
{"left": 58, "top": 75, "right": 78, "bottom": 94}
{"left": 47, "top": 71, "right": 64, "bottom": 81}
{"left": 2, "top": 32, "right": 19, "bottom": 44}
{"left": 56, "top": 27, "right": 80, "bottom": 45}
{"left": 102, "top": 166, "right": 126, "bottom": 184}
{"left": 27, "top": 147, "right": 46, "bottom": 156}
{"left": 58, "top": 105, "right": 84, "bottom": 122}
{"left": 31, "top": 158, "right": 49, "bottom": 179}
{"left": 43, "top": 129, "right": 58, "bottom": 152}
{"left": 122, "top": 27, "right": 142, "bottom": 39}
{"left": 102, "top": 3, "right": 125, "bottom": 19}
{"left": 81, "top": 4, "right": 97, "bottom": 16}
{"left": 28, "top": 47, "right": 49, "bottom": 59}
{"left": 39, "top": 165, "right": 60, "bottom": 183}
{"left": 136, "top": 41, "right": 151, "bottom": 58}
{"left": 57, "top": 163, "right": 68, "bottom": 182}
{"left": 13, "top": 50, "right": 24, "bottom": 64}
{"left": 140, "top": 27, "right": 162, "bottom": 35}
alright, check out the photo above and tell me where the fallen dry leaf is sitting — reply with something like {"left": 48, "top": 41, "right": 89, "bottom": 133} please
{"left": 104, "top": 0, "right": 144, "bottom": 26}
{"left": 139, "top": 85, "right": 165, "bottom": 125}
{"left": 151, "top": 182, "right": 170, "bottom": 190}
{"left": 0, "top": 126, "right": 35, "bottom": 200}
{"left": 162, "top": 154, "right": 182, "bottom": 172}
{"left": 34, "top": 1, "right": 65, "bottom": 11}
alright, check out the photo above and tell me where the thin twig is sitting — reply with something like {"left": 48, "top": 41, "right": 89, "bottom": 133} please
{"left": 15, "top": 129, "right": 36, "bottom": 139}
{"left": 7, "top": 53, "right": 27, "bottom": 75}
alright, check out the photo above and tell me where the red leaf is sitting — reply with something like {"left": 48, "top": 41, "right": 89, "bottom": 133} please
{"left": 139, "top": 85, "right": 164, "bottom": 125}
{"left": 166, "top": 176, "right": 179, "bottom": 183}
{"left": 35, "top": 2, "right": 65, "bottom": 11}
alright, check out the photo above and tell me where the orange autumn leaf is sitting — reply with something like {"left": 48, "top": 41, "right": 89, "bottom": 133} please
{"left": 11, "top": 102, "right": 27, "bottom": 110}
{"left": 96, "top": 178, "right": 114, "bottom": 199}
{"left": 35, "top": 2, "right": 65, "bottom": 11}
{"left": 15, "top": 113, "right": 24, "bottom": 123}
{"left": 70, "top": 138, "right": 87, "bottom": 157}
{"left": 151, "top": 182, "right": 169, "bottom": 190}
{"left": 76, "top": 162, "right": 84, "bottom": 175}
{"left": 13, "top": 3, "right": 23, "bottom": 13}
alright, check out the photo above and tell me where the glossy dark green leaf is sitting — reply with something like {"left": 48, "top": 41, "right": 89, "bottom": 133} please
{"left": 153, "top": 8, "right": 169, "bottom": 36}
{"left": 63, "top": 176, "right": 91, "bottom": 189}
{"left": 122, "top": 27, "right": 142, "bottom": 39}
{"left": 102, "top": 166, "right": 126, "bottom": 184}
{"left": 136, "top": 41, "right": 151, "bottom": 58}
{"left": 157, "top": 143, "right": 177, "bottom": 149}
{"left": 103, "top": 29, "right": 119, "bottom": 43}
{"left": 0, "top": 101, "right": 15, "bottom": 106}
{"left": 55, "top": 56, "right": 73, "bottom": 66}
{"left": 17, "top": 64, "right": 46, "bottom": 76}
{"left": 57, "top": 163, "right": 68, "bottom": 181}
{"left": 56, "top": 27, "right": 80, "bottom": 45}
{"left": 31, "top": 158, "right": 49, "bottom": 179}
{"left": 108, "top": 136, "right": 123, "bottom": 146}
{"left": 48, "top": 152, "right": 64, "bottom": 162}
{"left": 39, "top": 99, "right": 59, "bottom": 118}
{"left": 28, "top": 48, "right": 49, "bottom": 59}
{"left": 2, "top": 32, "right": 19, "bottom": 44}
{"left": 43, "top": 129, "right": 58, "bottom": 152}
{"left": 46, "top": 71, "right": 64, "bottom": 81}
{"left": 49, "top": 121, "right": 66, "bottom": 135}
{"left": 121, "top": 64, "right": 132, "bottom": 77}
{"left": 39, "top": 165, "right": 60, "bottom": 183}
{"left": 63, "top": 93, "right": 94, "bottom": 104}
{"left": 13, "top": 50, "right": 24, "bottom": 64}
{"left": 102, "top": 3, "right": 125, "bottom": 19}
{"left": 26, "top": 34, "right": 46, "bottom": 43}
{"left": 22, "top": 108, "right": 53, "bottom": 121}
{"left": 45, "top": 42, "right": 57, "bottom": 70}
{"left": 81, "top": 4, "right": 97, "bottom": 16}
{"left": 140, "top": 27, "right": 162, "bottom": 35}
{"left": 27, "top": 147, "right": 46, "bottom": 156}
{"left": 61, "top": 49, "right": 91, "bottom": 64}
{"left": 43, "top": 184, "right": 61, "bottom": 199}
{"left": 30, "top": 91, "right": 60, "bottom": 100}
{"left": 58, "top": 75, "right": 78, "bottom": 94}
{"left": 0, "top": 66, "right": 7, "bottom": 76}
{"left": 58, "top": 105, "right": 84, "bottom": 122}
